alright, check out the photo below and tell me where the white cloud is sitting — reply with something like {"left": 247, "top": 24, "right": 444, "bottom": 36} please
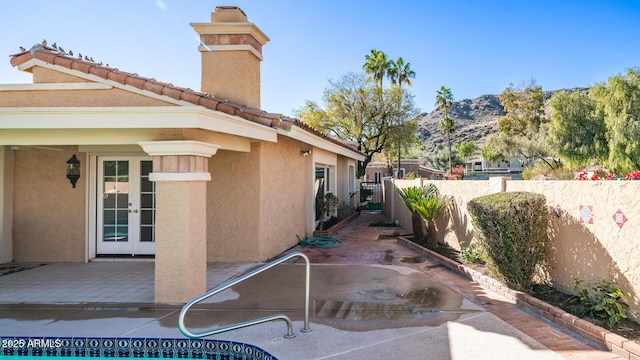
{"left": 155, "top": 0, "right": 167, "bottom": 10}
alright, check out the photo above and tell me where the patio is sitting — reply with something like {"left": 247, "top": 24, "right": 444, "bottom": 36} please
{"left": 0, "top": 213, "right": 618, "bottom": 359}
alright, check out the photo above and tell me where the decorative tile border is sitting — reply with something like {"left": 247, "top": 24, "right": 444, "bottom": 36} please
{"left": 0, "top": 337, "right": 276, "bottom": 359}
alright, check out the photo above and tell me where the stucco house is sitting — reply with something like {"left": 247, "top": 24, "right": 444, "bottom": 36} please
{"left": 0, "top": 6, "right": 364, "bottom": 303}
{"left": 463, "top": 155, "right": 525, "bottom": 180}
{"left": 365, "top": 159, "right": 444, "bottom": 182}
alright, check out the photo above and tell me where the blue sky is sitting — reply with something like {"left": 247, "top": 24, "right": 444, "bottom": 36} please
{"left": 1, "top": 1, "right": 639, "bottom": 117}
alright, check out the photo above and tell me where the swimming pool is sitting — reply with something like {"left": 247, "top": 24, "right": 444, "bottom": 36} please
{"left": 1, "top": 336, "right": 276, "bottom": 359}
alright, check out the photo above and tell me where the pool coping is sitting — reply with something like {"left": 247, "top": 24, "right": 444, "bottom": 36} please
{"left": 397, "top": 236, "right": 640, "bottom": 359}
{"left": 0, "top": 336, "right": 276, "bottom": 359}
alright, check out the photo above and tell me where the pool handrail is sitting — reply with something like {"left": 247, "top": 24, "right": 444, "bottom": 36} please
{"left": 178, "top": 251, "right": 312, "bottom": 339}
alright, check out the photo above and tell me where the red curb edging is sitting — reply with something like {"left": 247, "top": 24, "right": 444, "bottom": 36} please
{"left": 312, "top": 212, "right": 360, "bottom": 237}
{"left": 397, "top": 236, "right": 640, "bottom": 358}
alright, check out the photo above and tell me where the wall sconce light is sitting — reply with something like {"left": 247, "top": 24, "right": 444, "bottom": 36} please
{"left": 301, "top": 150, "right": 311, "bottom": 157}
{"left": 66, "top": 154, "right": 80, "bottom": 188}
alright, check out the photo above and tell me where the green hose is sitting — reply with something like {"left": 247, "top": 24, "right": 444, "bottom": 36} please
{"left": 297, "top": 235, "right": 342, "bottom": 248}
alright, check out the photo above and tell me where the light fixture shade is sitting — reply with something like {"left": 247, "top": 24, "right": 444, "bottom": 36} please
{"left": 66, "top": 154, "right": 80, "bottom": 188}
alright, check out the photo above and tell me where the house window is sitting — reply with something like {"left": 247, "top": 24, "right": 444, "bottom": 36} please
{"left": 374, "top": 171, "right": 382, "bottom": 183}
{"left": 315, "top": 165, "right": 335, "bottom": 194}
{"left": 315, "top": 165, "right": 336, "bottom": 222}
{"left": 348, "top": 165, "right": 355, "bottom": 193}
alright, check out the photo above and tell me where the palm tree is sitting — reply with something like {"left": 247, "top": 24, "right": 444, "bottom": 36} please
{"left": 362, "top": 49, "right": 391, "bottom": 90}
{"left": 388, "top": 57, "right": 416, "bottom": 89}
{"left": 388, "top": 57, "right": 416, "bottom": 178}
{"left": 397, "top": 184, "right": 451, "bottom": 249}
{"left": 436, "top": 86, "right": 455, "bottom": 174}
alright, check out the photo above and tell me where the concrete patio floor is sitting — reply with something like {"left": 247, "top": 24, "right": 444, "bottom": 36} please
{"left": 0, "top": 213, "right": 621, "bottom": 359}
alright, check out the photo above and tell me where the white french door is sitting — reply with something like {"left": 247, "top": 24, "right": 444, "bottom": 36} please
{"left": 96, "top": 157, "right": 155, "bottom": 255}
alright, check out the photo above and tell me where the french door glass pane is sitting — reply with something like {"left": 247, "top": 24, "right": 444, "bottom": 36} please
{"left": 103, "top": 160, "right": 129, "bottom": 242}
{"left": 140, "top": 160, "right": 155, "bottom": 243}
{"left": 141, "top": 194, "right": 154, "bottom": 208}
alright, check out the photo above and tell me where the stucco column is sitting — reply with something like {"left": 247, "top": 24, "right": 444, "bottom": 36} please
{"left": 139, "top": 141, "right": 220, "bottom": 304}
{"left": 0, "top": 147, "right": 14, "bottom": 264}
{"left": 488, "top": 176, "right": 511, "bottom": 194}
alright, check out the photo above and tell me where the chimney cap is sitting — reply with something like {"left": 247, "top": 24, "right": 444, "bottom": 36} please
{"left": 212, "top": 6, "right": 248, "bottom": 22}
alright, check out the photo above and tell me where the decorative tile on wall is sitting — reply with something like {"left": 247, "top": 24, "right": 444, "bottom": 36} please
{"left": 613, "top": 209, "right": 628, "bottom": 228}
{"left": 579, "top": 205, "right": 593, "bottom": 224}
{"left": 554, "top": 204, "right": 563, "bottom": 218}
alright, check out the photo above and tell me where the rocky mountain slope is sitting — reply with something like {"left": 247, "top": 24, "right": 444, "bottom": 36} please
{"left": 417, "top": 88, "right": 588, "bottom": 153}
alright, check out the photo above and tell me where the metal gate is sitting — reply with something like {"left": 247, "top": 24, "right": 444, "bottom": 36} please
{"left": 359, "top": 182, "right": 382, "bottom": 212}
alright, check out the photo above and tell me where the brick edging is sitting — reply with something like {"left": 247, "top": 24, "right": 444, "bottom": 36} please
{"left": 397, "top": 236, "right": 640, "bottom": 358}
{"left": 313, "top": 212, "right": 360, "bottom": 237}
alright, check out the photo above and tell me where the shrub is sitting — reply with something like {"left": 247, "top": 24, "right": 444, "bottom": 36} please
{"left": 337, "top": 201, "right": 355, "bottom": 220}
{"left": 404, "top": 172, "right": 417, "bottom": 180}
{"left": 571, "top": 278, "right": 628, "bottom": 329}
{"left": 522, "top": 161, "right": 574, "bottom": 180}
{"left": 459, "top": 245, "right": 483, "bottom": 264}
{"left": 316, "top": 193, "right": 339, "bottom": 230}
{"left": 467, "top": 192, "right": 548, "bottom": 290}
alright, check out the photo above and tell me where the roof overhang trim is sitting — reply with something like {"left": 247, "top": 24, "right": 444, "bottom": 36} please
{"left": 0, "top": 107, "right": 278, "bottom": 143}
{"left": 281, "top": 127, "right": 365, "bottom": 162}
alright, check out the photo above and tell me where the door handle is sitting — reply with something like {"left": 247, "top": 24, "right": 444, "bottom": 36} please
{"left": 129, "top": 209, "right": 139, "bottom": 213}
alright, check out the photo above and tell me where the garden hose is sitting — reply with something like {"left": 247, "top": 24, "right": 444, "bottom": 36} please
{"left": 296, "top": 235, "right": 343, "bottom": 248}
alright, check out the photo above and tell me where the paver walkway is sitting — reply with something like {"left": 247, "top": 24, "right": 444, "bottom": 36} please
{"left": 286, "top": 212, "right": 620, "bottom": 360}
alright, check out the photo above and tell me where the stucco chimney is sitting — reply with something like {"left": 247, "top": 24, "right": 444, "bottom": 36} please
{"left": 191, "top": 6, "right": 270, "bottom": 109}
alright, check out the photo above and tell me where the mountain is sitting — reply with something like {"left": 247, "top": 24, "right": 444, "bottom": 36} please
{"left": 416, "top": 88, "right": 589, "bottom": 153}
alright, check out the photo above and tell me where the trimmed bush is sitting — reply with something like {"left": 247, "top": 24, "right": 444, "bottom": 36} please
{"left": 467, "top": 191, "right": 548, "bottom": 290}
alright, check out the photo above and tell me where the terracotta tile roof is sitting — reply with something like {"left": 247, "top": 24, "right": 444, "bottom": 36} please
{"left": 9, "top": 43, "right": 363, "bottom": 155}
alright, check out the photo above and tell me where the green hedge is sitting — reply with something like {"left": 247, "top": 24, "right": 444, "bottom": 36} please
{"left": 467, "top": 192, "right": 549, "bottom": 290}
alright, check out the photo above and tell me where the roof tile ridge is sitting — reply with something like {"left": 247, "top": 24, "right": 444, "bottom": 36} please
{"left": 8, "top": 43, "right": 361, "bottom": 154}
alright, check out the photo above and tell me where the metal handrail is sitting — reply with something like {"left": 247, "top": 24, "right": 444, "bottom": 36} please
{"left": 178, "top": 251, "right": 312, "bottom": 339}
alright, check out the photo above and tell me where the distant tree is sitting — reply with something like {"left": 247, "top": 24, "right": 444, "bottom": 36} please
{"left": 294, "top": 72, "right": 419, "bottom": 177}
{"left": 435, "top": 86, "right": 455, "bottom": 173}
{"left": 430, "top": 144, "right": 463, "bottom": 171}
{"left": 454, "top": 141, "right": 477, "bottom": 162}
{"left": 549, "top": 91, "right": 607, "bottom": 167}
{"left": 388, "top": 57, "right": 416, "bottom": 88}
{"left": 590, "top": 68, "right": 640, "bottom": 173}
{"left": 388, "top": 56, "right": 418, "bottom": 176}
{"left": 363, "top": 49, "right": 391, "bottom": 90}
{"left": 381, "top": 118, "right": 418, "bottom": 173}
{"left": 482, "top": 81, "right": 561, "bottom": 169}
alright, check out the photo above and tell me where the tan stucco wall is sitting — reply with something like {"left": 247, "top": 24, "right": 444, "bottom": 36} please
{"left": 0, "top": 147, "right": 14, "bottom": 263}
{"left": 154, "top": 180, "right": 207, "bottom": 303}
{"left": 257, "top": 138, "right": 307, "bottom": 260}
{"left": 206, "top": 137, "right": 308, "bottom": 262}
{"left": 386, "top": 178, "right": 640, "bottom": 321}
{"left": 507, "top": 180, "right": 640, "bottom": 319}
{"left": 13, "top": 146, "right": 85, "bottom": 262}
{"left": 200, "top": 51, "right": 261, "bottom": 108}
{"left": 32, "top": 67, "right": 90, "bottom": 83}
{"left": 389, "top": 179, "right": 492, "bottom": 247}
{"left": 2, "top": 88, "right": 173, "bottom": 107}
{"left": 1, "top": 66, "right": 175, "bottom": 107}
{"left": 207, "top": 148, "right": 262, "bottom": 262}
